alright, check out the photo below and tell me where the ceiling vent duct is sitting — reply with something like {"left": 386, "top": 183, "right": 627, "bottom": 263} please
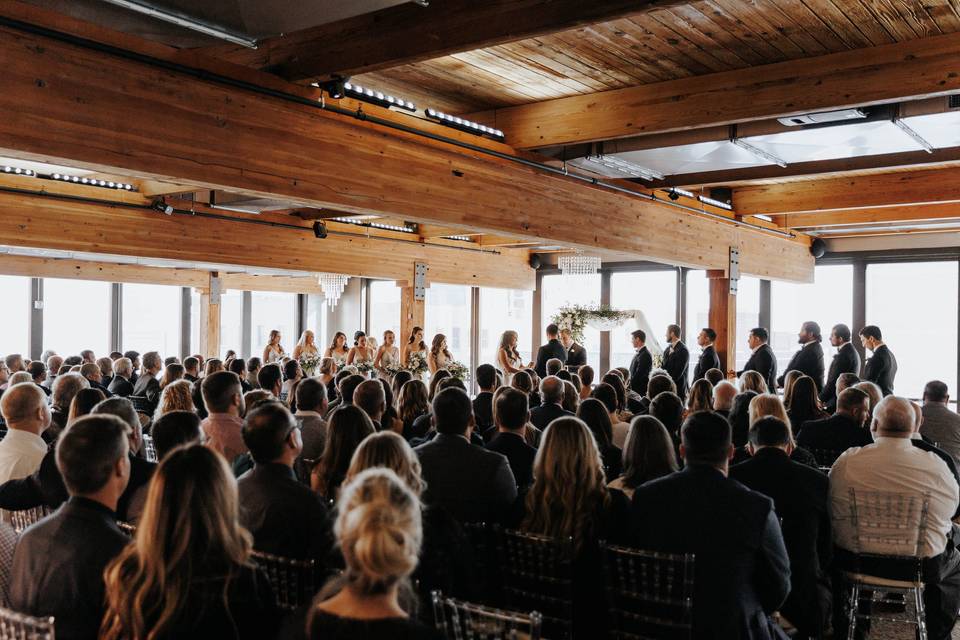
{"left": 777, "top": 108, "right": 867, "bottom": 127}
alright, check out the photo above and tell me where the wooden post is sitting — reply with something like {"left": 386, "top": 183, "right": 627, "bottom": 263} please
{"left": 707, "top": 270, "right": 737, "bottom": 376}
{"left": 198, "top": 273, "right": 222, "bottom": 359}
{"left": 399, "top": 282, "right": 425, "bottom": 345}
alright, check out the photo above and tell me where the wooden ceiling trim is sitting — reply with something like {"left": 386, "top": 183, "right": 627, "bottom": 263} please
{"left": 826, "top": 0, "right": 897, "bottom": 44}
{"left": 784, "top": 202, "right": 960, "bottom": 229}
{"left": 603, "top": 17, "right": 722, "bottom": 76}
{"left": 769, "top": 0, "right": 851, "bottom": 52}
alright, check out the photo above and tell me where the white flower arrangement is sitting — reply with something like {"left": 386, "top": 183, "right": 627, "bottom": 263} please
{"left": 446, "top": 361, "right": 470, "bottom": 382}
{"left": 552, "top": 305, "right": 633, "bottom": 342}
{"left": 354, "top": 361, "right": 375, "bottom": 376}
{"left": 405, "top": 352, "right": 428, "bottom": 375}
{"left": 298, "top": 354, "right": 322, "bottom": 376}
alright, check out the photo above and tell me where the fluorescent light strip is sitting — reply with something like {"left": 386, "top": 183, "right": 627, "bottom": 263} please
{"left": 662, "top": 187, "right": 694, "bottom": 198}
{"left": 331, "top": 217, "right": 417, "bottom": 234}
{"left": 698, "top": 195, "right": 733, "bottom": 211}
{"left": 343, "top": 82, "right": 416, "bottom": 112}
{"left": 893, "top": 119, "right": 934, "bottom": 153}
{"left": 98, "top": 0, "right": 258, "bottom": 48}
{"left": 425, "top": 109, "right": 504, "bottom": 140}
{"left": 730, "top": 138, "right": 788, "bottom": 168}
{"left": 443, "top": 235, "right": 474, "bottom": 242}
{"left": 583, "top": 155, "right": 664, "bottom": 180}
{"left": 49, "top": 173, "right": 136, "bottom": 191}
{"left": 2, "top": 165, "right": 36, "bottom": 177}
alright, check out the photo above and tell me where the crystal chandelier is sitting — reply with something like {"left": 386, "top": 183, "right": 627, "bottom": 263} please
{"left": 558, "top": 252, "right": 601, "bottom": 276}
{"left": 317, "top": 273, "right": 349, "bottom": 308}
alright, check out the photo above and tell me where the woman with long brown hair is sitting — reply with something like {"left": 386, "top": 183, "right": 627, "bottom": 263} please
{"left": 101, "top": 445, "right": 278, "bottom": 639}
{"left": 686, "top": 378, "right": 715, "bottom": 415}
{"left": 786, "top": 375, "right": 828, "bottom": 431}
{"left": 325, "top": 332, "right": 350, "bottom": 367}
{"left": 427, "top": 334, "right": 452, "bottom": 375}
{"left": 67, "top": 387, "right": 106, "bottom": 425}
{"left": 400, "top": 326, "right": 427, "bottom": 375}
{"left": 312, "top": 405, "right": 377, "bottom": 502}
{"left": 262, "top": 329, "right": 285, "bottom": 364}
{"left": 158, "top": 363, "right": 184, "bottom": 389}
{"left": 608, "top": 416, "right": 678, "bottom": 500}
{"left": 398, "top": 379, "right": 430, "bottom": 442}
{"left": 496, "top": 330, "right": 528, "bottom": 385}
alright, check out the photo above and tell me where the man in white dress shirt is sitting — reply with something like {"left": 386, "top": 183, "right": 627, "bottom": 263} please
{"left": 829, "top": 395, "right": 960, "bottom": 640}
{"left": 0, "top": 383, "right": 51, "bottom": 518}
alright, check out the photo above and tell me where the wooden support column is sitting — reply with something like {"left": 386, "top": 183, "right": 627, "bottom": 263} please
{"left": 707, "top": 270, "right": 738, "bottom": 376}
{"left": 399, "top": 283, "right": 425, "bottom": 346}
{"left": 198, "top": 273, "right": 222, "bottom": 359}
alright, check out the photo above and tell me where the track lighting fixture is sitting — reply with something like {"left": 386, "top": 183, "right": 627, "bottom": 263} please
{"left": 334, "top": 81, "right": 417, "bottom": 112}
{"left": 425, "top": 109, "right": 504, "bottom": 140}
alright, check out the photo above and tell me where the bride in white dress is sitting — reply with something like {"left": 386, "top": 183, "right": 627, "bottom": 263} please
{"left": 496, "top": 330, "right": 530, "bottom": 386}
{"left": 324, "top": 331, "right": 350, "bottom": 368}
{"left": 374, "top": 330, "right": 400, "bottom": 380}
{"left": 292, "top": 330, "right": 321, "bottom": 375}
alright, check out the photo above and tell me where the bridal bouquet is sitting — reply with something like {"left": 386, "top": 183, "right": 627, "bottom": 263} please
{"left": 383, "top": 362, "right": 404, "bottom": 377}
{"left": 354, "top": 361, "right": 375, "bottom": 376}
{"left": 405, "top": 352, "right": 428, "bottom": 375}
{"left": 299, "top": 354, "right": 322, "bottom": 376}
{"left": 446, "top": 361, "right": 470, "bottom": 382}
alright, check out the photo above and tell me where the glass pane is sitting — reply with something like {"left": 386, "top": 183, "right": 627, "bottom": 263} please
{"left": 685, "top": 270, "right": 710, "bottom": 382}
{"left": 306, "top": 294, "right": 327, "bottom": 348}
{"left": 219, "top": 290, "right": 243, "bottom": 359}
{"left": 771, "top": 265, "right": 854, "bottom": 378}
{"left": 190, "top": 288, "right": 200, "bottom": 357}
{"left": 735, "top": 277, "right": 761, "bottom": 372}
{"left": 866, "top": 261, "right": 958, "bottom": 399}
{"left": 369, "top": 280, "right": 401, "bottom": 345}
{"left": 121, "top": 283, "right": 181, "bottom": 357}
{"left": 610, "top": 270, "right": 678, "bottom": 370}
{"left": 479, "top": 288, "right": 533, "bottom": 364}
{"left": 540, "top": 274, "right": 601, "bottom": 370}
{"left": 0, "top": 276, "right": 31, "bottom": 357}
{"left": 42, "top": 278, "right": 111, "bottom": 358}
{"left": 424, "top": 283, "right": 471, "bottom": 362}
{"left": 250, "top": 292, "right": 296, "bottom": 358}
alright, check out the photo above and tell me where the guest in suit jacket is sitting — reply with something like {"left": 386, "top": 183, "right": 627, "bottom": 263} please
{"left": 662, "top": 324, "right": 690, "bottom": 400}
{"left": 820, "top": 324, "right": 862, "bottom": 412}
{"left": 731, "top": 417, "right": 832, "bottom": 638}
{"left": 472, "top": 364, "right": 498, "bottom": 436}
{"left": 529, "top": 376, "right": 574, "bottom": 430}
{"left": 859, "top": 325, "right": 897, "bottom": 396}
{"left": 921, "top": 380, "right": 960, "bottom": 466}
{"left": 107, "top": 357, "right": 134, "bottom": 397}
{"left": 628, "top": 329, "right": 654, "bottom": 398}
{"left": 415, "top": 388, "right": 517, "bottom": 523}
{"left": 486, "top": 388, "right": 537, "bottom": 489}
{"left": 559, "top": 328, "right": 587, "bottom": 372}
{"left": 80, "top": 363, "right": 113, "bottom": 398}
{"left": 796, "top": 387, "right": 873, "bottom": 457}
{"left": 777, "top": 321, "right": 826, "bottom": 392}
{"left": 534, "top": 324, "right": 567, "bottom": 379}
{"left": 693, "top": 328, "right": 721, "bottom": 382}
{"left": 9, "top": 414, "right": 131, "bottom": 640}
{"left": 131, "top": 351, "right": 162, "bottom": 414}
{"left": 629, "top": 412, "right": 791, "bottom": 639}
{"left": 738, "top": 327, "right": 778, "bottom": 394}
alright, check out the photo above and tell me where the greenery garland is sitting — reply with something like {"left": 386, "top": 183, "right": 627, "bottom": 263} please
{"left": 551, "top": 304, "right": 633, "bottom": 343}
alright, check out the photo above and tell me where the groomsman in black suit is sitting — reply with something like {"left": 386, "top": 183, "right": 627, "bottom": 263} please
{"left": 693, "top": 328, "right": 722, "bottom": 382}
{"left": 820, "top": 323, "right": 861, "bottom": 412}
{"left": 628, "top": 329, "right": 653, "bottom": 397}
{"left": 776, "top": 321, "right": 825, "bottom": 392}
{"left": 737, "top": 328, "right": 777, "bottom": 393}
{"left": 662, "top": 324, "right": 690, "bottom": 400}
{"left": 859, "top": 325, "right": 897, "bottom": 396}
{"left": 534, "top": 324, "right": 567, "bottom": 379}
{"left": 559, "top": 328, "right": 587, "bottom": 373}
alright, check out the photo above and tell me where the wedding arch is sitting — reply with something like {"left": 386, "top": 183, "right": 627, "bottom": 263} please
{"left": 551, "top": 305, "right": 664, "bottom": 356}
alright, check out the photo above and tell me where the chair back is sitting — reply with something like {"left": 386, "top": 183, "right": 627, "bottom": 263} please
{"left": 809, "top": 448, "right": 843, "bottom": 471}
{"left": 128, "top": 395, "right": 151, "bottom": 414}
{"left": 250, "top": 550, "right": 318, "bottom": 611}
{"left": 9, "top": 506, "right": 51, "bottom": 534}
{"left": 141, "top": 434, "right": 157, "bottom": 462}
{"left": 499, "top": 529, "right": 574, "bottom": 639}
{"left": 432, "top": 590, "right": 541, "bottom": 640}
{"left": 0, "top": 605, "right": 55, "bottom": 640}
{"left": 602, "top": 544, "right": 694, "bottom": 640}
{"left": 848, "top": 489, "right": 929, "bottom": 558}
{"left": 463, "top": 521, "right": 502, "bottom": 605}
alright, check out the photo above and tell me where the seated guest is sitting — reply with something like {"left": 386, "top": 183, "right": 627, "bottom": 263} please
{"left": 415, "top": 388, "right": 516, "bottom": 523}
{"left": 830, "top": 396, "right": 960, "bottom": 640}
{"left": 79, "top": 350, "right": 95, "bottom": 364}
{"left": 154, "top": 379, "right": 195, "bottom": 418}
{"left": 546, "top": 357, "right": 564, "bottom": 377}
{"left": 390, "top": 370, "right": 412, "bottom": 408}
{"left": 486, "top": 388, "right": 536, "bottom": 489}
{"left": 200, "top": 371, "right": 247, "bottom": 464}
{"left": 835, "top": 372, "right": 860, "bottom": 399}
{"left": 578, "top": 398, "right": 623, "bottom": 480}
{"left": 48, "top": 373, "right": 89, "bottom": 442}
{"left": 96, "top": 357, "right": 114, "bottom": 389}
{"left": 101, "top": 445, "right": 279, "bottom": 640}
{"left": 649, "top": 391, "right": 685, "bottom": 451}
{"left": 781, "top": 370, "right": 803, "bottom": 408}
{"left": 530, "top": 376, "right": 574, "bottom": 431}
{"left": 561, "top": 379, "right": 579, "bottom": 414}
{"left": 787, "top": 375, "right": 828, "bottom": 429}
{"left": 578, "top": 365, "right": 595, "bottom": 400}
{"left": 7, "top": 372, "right": 31, "bottom": 386}
{"left": 745, "top": 393, "right": 818, "bottom": 469}
{"left": 294, "top": 378, "right": 328, "bottom": 481}
{"left": 632, "top": 373, "right": 676, "bottom": 416}
{"left": 150, "top": 410, "right": 202, "bottom": 459}
{"left": 91, "top": 398, "right": 157, "bottom": 517}
{"left": 731, "top": 417, "right": 832, "bottom": 638}
{"left": 67, "top": 387, "right": 106, "bottom": 425}
{"left": 245, "top": 357, "right": 262, "bottom": 390}
{"left": 204, "top": 358, "right": 224, "bottom": 377}
{"left": 0, "top": 383, "right": 50, "bottom": 488}
{"left": 256, "top": 363, "right": 283, "bottom": 400}
{"left": 327, "top": 374, "right": 365, "bottom": 413}
{"left": 729, "top": 391, "right": 759, "bottom": 448}
{"left": 183, "top": 356, "right": 200, "bottom": 383}
{"left": 630, "top": 412, "right": 790, "bottom": 638}
{"left": 227, "top": 358, "right": 250, "bottom": 392}
{"left": 281, "top": 360, "right": 302, "bottom": 402}
{"left": 107, "top": 357, "right": 134, "bottom": 397}
{"left": 705, "top": 368, "right": 725, "bottom": 386}
{"left": 238, "top": 402, "right": 331, "bottom": 564}
{"left": 685, "top": 378, "right": 714, "bottom": 415}
{"left": 399, "top": 380, "right": 431, "bottom": 442}
{"left": 299, "top": 468, "right": 442, "bottom": 640}
{"left": 591, "top": 383, "right": 630, "bottom": 448}
{"left": 243, "top": 390, "right": 272, "bottom": 413}
{"left": 713, "top": 380, "right": 737, "bottom": 418}
{"left": 427, "top": 370, "right": 451, "bottom": 402}
{"left": 10, "top": 415, "right": 131, "bottom": 640}
{"left": 739, "top": 370, "right": 768, "bottom": 394}
{"left": 158, "top": 363, "right": 184, "bottom": 389}
{"left": 26, "top": 361, "right": 49, "bottom": 396}
{"left": 921, "top": 380, "right": 960, "bottom": 465}
{"left": 600, "top": 372, "right": 632, "bottom": 422}
{"left": 353, "top": 380, "right": 386, "bottom": 431}
{"left": 796, "top": 387, "right": 872, "bottom": 454}
{"left": 131, "top": 351, "right": 162, "bottom": 415}
{"left": 473, "top": 364, "right": 498, "bottom": 436}
{"left": 854, "top": 380, "right": 883, "bottom": 420}
{"left": 44, "top": 355, "right": 63, "bottom": 389}
{"left": 313, "top": 406, "right": 376, "bottom": 502}
{"left": 3, "top": 354, "right": 24, "bottom": 378}
{"left": 608, "top": 416, "right": 678, "bottom": 499}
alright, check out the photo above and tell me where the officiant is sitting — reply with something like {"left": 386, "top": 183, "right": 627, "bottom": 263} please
{"left": 560, "top": 328, "right": 587, "bottom": 373}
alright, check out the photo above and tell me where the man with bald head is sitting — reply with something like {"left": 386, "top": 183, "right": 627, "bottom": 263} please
{"left": 0, "top": 383, "right": 50, "bottom": 488}
{"left": 529, "top": 376, "right": 574, "bottom": 430}
{"left": 830, "top": 395, "right": 960, "bottom": 639}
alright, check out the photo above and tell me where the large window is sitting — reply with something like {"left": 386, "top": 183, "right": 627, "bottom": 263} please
{"left": 479, "top": 288, "right": 533, "bottom": 365}
{"left": 121, "top": 283, "right": 181, "bottom": 357}
{"left": 541, "top": 274, "right": 601, "bottom": 370}
{"left": 219, "top": 290, "right": 243, "bottom": 359}
{"left": 685, "top": 270, "right": 710, "bottom": 380}
{"left": 306, "top": 294, "right": 327, "bottom": 350}
{"left": 369, "top": 280, "right": 401, "bottom": 345}
{"left": 610, "top": 270, "right": 678, "bottom": 370}
{"left": 250, "top": 292, "right": 296, "bottom": 358}
{"left": 734, "top": 277, "right": 761, "bottom": 372}
{"left": 771, "top": 265, "right": 853, "bottom": 377}
{"left": 424, "top": 283, "right": 471, "bottom": 362}
{"left": 866, "top": 261, "right": 958, "bottom": 399}
{"left": 42, "top": 278, "right": 111, "bottom": 357}
{"left": 0, "top": 276, "right": 31, "bottom": 357}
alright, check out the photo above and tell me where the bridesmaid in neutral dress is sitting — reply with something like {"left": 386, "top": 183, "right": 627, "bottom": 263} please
{"left": 401, "top": 326, "right": 427, "bottom": 379}
{"left": 325, "top": 332, "right": 350, "bottom": 367}
{"left": 374, "top": 330, "right": 400, "bottom": 380}
{"left": 348, "top": 331, "right": 376, "bottom": 368}
{"left": 262, "top": 329, "right": 285, "bottom": 364}
{"left": 427, "top": 333, "right": 452, "bottom": 375}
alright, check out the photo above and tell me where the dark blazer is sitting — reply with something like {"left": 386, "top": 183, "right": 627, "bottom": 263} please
{"left": 820, "top": 342, "right": 861, "bottom": 411}
{"left": 795, "top": 413, "right": 873, "bottom": 454}
{"left": 237, "top": 463, "right": 332, "bottom": 565}
{"left": 777, "top": 341, "right": 825, "bottom": 391}
{"left": 730, "top": 448, "right": 832, "bottom": 637}
{"left": 628, "top": 346, "right": 653, "bottom": 397}
{"left": 88, "top": 380, "right": 113, "bottom": 398}
{"left": 132, "top": 374, "right": 161, "bottom": 414}
{"left": 739, "top": 343, "right": 778, "bottom": 394}
{"left": 629, "top": 466, "right": 791, "bottom": 639}
{"left": 693, "top": 345, "right": 721, "bottom": 382}
{"left": 662, "top": 341, "right": 690, "bottom": 399}
{"left": 534, "top": 339, "right": 567, "bottom": 379}
{"left": 415, "top": 433, "right": 517, "bottom": 524}
{"left": 565, "top": 341, "right": 587, "bottom": 369}
{"left": 107, "top": 375, "right": 133, "bottom": 397}
{"left": 472, "top": 391, "right": 495, "bottom": 434}
{"left": 529, "top": 402, "right": 574, "bottom": 431}
{"left": 9, "top": 497, "right": 129, "bottom": 640}
{"left": 486, "top": 432, "right": 536, "bottom": 489}
{"left": 863, "top": 344, "right": 897, "bottom": 396}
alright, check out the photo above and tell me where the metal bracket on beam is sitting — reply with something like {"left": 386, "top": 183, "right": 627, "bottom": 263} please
{"left": 210, "top": 273, "right": 222, "bottom": 305}
{"left": 728, "top": 247, "right": 740, "bottom": 295}
{"left": 414, "top": 263, "right": 428, "bottom": 301}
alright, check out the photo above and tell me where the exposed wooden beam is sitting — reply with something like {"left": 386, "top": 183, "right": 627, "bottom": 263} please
{"left": 735, "top": 166, "right": 960, "bottom": 216}
{"left": 0, "top": 254, "right": 208, "bottom": 287}
{"left": 218, "top": 273, "right": 323, "bottom": 294}
{"left": 468, "top": 32, "right": 960, "bottom": 149}
{"left": 202, "top": 0, "right": 687, "bottom": 81}
{"left": 784, "top": 203, "right": 960, "bottom": 229}
{"left": 0, "top": 18, "right": 812, "bottom": 282}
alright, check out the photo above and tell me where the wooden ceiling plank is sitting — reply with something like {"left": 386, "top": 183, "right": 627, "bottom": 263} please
{"left": 767, "top": 0, "right": 851, "bottom": 52}
{"left": 861, "top": 0, "right": 925, "bottom": 39}
{"left": 705, "top": 0, "right": 808, "bottom": 59}
{"left": 923, "top": 0, "right": 960, "bottom": 31}
{"left": 793, "top": 0, "right": 875, "bottom": 49}
{"left": 499, "top": 40, "right": 622, "bottom": 92}
{"left": 646, "top": 8, "right": 753, "bottom": 68}
{"left": 784, "top": 202, "right": 960, "bottom": 228}
{"left": 670, "top": 3, "right": 786, "bottom": 63}
{"left": 607, "top": 15, "right": 723, "bottom": 75}
{"left": 546, "top": 29, "right": 668, "bottom": 84}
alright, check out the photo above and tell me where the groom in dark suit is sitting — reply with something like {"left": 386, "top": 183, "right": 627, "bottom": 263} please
{"left": 662, "top": 324, "right": 690, "bottom": 401}
{"left": 628, "top": 329, "right": 653, "bottom": 397}
{"left": 737, "top": 328, "right": 777, "bottom": 393}
{"left": 559, "top": 328, "right": 587, "bottom": 372}
{"left": 534, "top": 324, "right": 567, "bottom": 379}
{"left": 693, "top": 327, "right": 721, "bottom": 382}
{"left": 820, "top": 324, "right": 861, "bottom": 412}
{"left": 776, "top": 321, "right": 825, "bottom": 392}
